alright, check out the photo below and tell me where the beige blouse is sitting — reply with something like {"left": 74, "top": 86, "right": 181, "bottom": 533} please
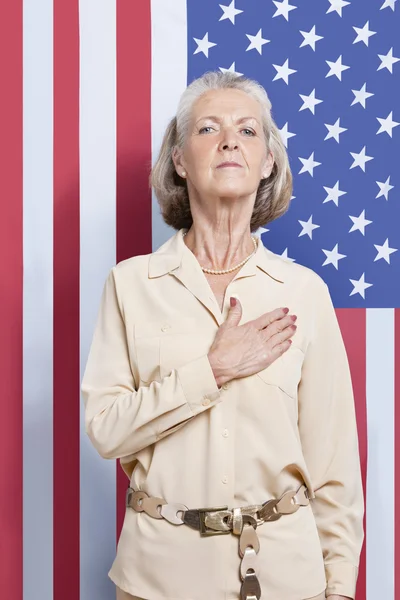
{"left": 81, "top": 228, "right": 364, "bottom": 600}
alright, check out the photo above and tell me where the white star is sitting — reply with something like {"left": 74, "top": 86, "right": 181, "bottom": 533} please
{"left": 299, "top": 89, "right": 323, "bottom": 114}
{"left": 378, "top": 48, "right": 400, "bottom": 73}
{"left": 219, "top": 1, "right": 243, "bottom": 24}
{"left": 327, "top": 0, "right": 351, "bottom": 17}
{"left": 219, "top": 62, "right": 243, "bottom": 76}
{"left": 323, "top": 181, "right": 347, "bottom": 206}
{"left": 350, "top": 146, "right": 374, "bottom": 171}
{"left": 351, "top": 83, "right": 374, "bottom": 108}
{"left": 272, "top": 59, "right": 297, "bottom": 84}
{"left": 326, "top": 55, "right": 351, "bottom": 80}
{"left": 349, "top": 273, "right": 373, "bottom": 299}
{"left": 279, "top": 122, "right": 296, "bottom": 147}
{"left": 281, "top": 248, "right": 296, "bottom": 262}
{"left": 254, "top": 226, "right": 270, "bottom": 240}
{"left": 353, "top": 21, "right": 377, "bottom": 46}
{"left": 298, "top": 152, "right": 322, "bottom": 176}
{"left": 299, "top": 215, "right": 320, "bottom": 239}
{"left": 376, "top": 176, "right": 394, "bottom": 200}
{"left": 322, "top": 244, "right": 347, "bottom": 269}
{"left": 299, "top": 25, "right": 324, "bottom": 51}
{"left": 246, "top": 29, "right": 271, "bottom": 54}
{"left": 324, "top": 118, "right": 348, "bottom": 142}
{"left": 349, "top": 210, "right": 372, "bottom": 235}
{"left": 273, "top": 0, "right": 297, "bottom": 20}
{"left": 193, "top": 33, "right": 217, "bottom": 58}
{"left": 380, "top": 0, "right": 397, "bottom": 10}
{"left": 377, "top": 111, "right": 400, "bottom": 137}
{"left": 374, "top": 239, "right": 398, "bottom": 263}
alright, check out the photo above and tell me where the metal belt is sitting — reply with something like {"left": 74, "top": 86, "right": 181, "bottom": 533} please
{"left": 126, "top": 484, "right": 310, "bottom": 600}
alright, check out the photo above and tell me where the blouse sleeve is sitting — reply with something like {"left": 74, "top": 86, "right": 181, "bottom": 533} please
{"left": 81, "top": 267, "right": 222, "bottom": 460}
{"left": 297, "top": 277, "right": 365, "bottom": 600}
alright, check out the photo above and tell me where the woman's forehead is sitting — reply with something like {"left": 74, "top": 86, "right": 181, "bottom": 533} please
{"left": 191, "top": 89, "right": 262, "bottom": 121}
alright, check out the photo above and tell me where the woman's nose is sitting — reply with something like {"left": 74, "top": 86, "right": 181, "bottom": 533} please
{"left": 218, "top": 133, "right": 239, "bottom": 152}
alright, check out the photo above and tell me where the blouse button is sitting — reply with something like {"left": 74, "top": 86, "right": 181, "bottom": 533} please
{"left": 161, "top": 324, "right": 171, "bottom": 332}
{"left": 222, "top": 384, "right": 229, "bottom": 390}
{"left": 202, "top": 397, "right": 211, "bottom": 406}
{"left": 222, "top": 429, "right": 229, "bottom": 438}
{"left": 222, "top": 476, "right": 228, "bottom": 484}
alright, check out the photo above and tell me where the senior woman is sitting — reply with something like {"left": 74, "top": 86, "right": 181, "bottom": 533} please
{"left": 81, "top": 71, "right": 364, "bottom": 600}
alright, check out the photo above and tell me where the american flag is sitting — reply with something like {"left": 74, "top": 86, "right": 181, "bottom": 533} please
{"left": 1, "top": 0, "right": 399, "bottom": 599}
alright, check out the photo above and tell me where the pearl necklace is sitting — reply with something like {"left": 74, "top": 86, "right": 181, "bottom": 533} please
{"left": 183, "top": 231, "right": 258, "bottom": 275}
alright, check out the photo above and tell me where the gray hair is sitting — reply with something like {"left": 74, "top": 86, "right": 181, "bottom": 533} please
{"left": 150, "top": 71, "right": 293, "bottom": 232}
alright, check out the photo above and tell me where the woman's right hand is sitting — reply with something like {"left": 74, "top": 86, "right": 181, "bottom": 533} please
{"left": 207, "top": 297, "right": 297, "bottom": 388}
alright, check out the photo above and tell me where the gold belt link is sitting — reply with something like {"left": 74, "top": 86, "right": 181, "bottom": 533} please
{"left": 126, "top": 485, "right": 310, "bottom": 600}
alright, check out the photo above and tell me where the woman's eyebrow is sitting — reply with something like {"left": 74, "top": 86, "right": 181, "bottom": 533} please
{"left": 195, "top": 115, "right": 260, "bottom": 125}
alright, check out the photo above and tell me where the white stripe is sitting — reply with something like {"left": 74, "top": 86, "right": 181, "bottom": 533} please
{"left": 23, "top": 2, "right": 54, "bottom": 598}
{"left": 366, "top": 308, "right": 395, "bottom": 599}
{"left": 79, "top": 2, "right": 117, "bottom": 599}
{"left": 151, "top": 0, "right": 188, "bottom": 251}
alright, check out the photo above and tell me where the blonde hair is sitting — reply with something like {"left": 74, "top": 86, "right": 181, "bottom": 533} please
{"left": 150, "top": 71, "right": 293, "bottom": 232}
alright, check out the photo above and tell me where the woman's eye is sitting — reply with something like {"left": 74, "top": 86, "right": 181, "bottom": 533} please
{"left": 241, "top": 128, "right": 256, "bottom": 136}
{"left": 199, "top": 126, "right": 214, "bottom": 134}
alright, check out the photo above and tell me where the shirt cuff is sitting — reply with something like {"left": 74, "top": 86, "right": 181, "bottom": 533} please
{"left": 177, "top": 354, "right": 222, "bottom": 415}
{"left": 325, "top": 561, "right": 359, "bottom": 599}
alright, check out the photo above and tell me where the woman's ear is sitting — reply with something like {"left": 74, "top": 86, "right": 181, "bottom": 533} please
{"left": 262, "top": 150, "right": 274, "bottom": 178}
{"left": 172, "top": 146, "right": 187, "bottom": 177}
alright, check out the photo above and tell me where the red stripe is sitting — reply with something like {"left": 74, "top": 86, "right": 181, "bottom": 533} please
{"left": 53, "top": 1, "right": 80, "bottom": 597}
{"left": 0, "top": 2, "right": 23, "bottom": 597}
{"left": 336, "top": 309, "right": 367, "bottom": 600}
{"left": 116, "top": 0, "right": 152, "bottom": 537}
{"left": 395, "top": 309, "right": 400, "bottom": 600}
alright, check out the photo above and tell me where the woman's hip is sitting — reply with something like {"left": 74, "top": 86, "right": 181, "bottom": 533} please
{"left": 116, "top": 586, "right": 326, "bottom": 600}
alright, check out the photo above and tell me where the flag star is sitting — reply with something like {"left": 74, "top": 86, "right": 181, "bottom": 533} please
{"left": 299, "top": 25, "right": 324, "bottom": 51}
{"left": 353, "top": 21, "right": 377, "bottom": 46}
{"left": 246, "top": 29, "right": 271, "bottom": 54}
{"left": 279, "top": 122, "right": 296, "bottom": 147}
{"left": 219, "top": 62, "right": 243, "bottom": 76}
{"left": 376, "top": 176, "right": 394, "bottom": 200}
{"left": 219, "top": 1, "right": 243, "bottom": 24}
{"left": 254, "top": 226, "right": 269, "bottom": 239}
{"left": 298, "top": 152, "right": 322, "bottom": 176}
{"left": 299, "top": 215, "right": 320, "bottom": 239}
{"left": 349, "top": 210, "right": 372, "bottom": 235}
{"left": 351, "top": 83, "right": 374, "bottom": 108}
{"left": 323, "top": 181, "right": 347, "bottom": 206}
{"left": 326, "top": 55, "right": 351, "bottom": 80}
{"left": 380, "top": 0, "right": 397, "bottom": 10}
{"left": 324, "top": 118, "right": 347, "bottom": 142}
{"left": 350, "top": 146, "right": 374, "bottom": 171}
{"left": 349, "top": 273, "right": 373, "bottom": 299}
{"left": 322, "top": 244, "right": 347, "bottom": 269}
{"left": 299, "top": 89, "right": 323, "bottom": 114}
{"left": 378, "top": 48, "right": 400, "bottom": 73}
{"left": 377, "top": 111, "right": 400, "bottom": 137}
{"left": 327, "top": 0, "right": 351, "bottom": 17}
{"left": 273, "top": 0, "right": 297, "bottom": 21}
{"left": 272, "top": 59, "right": 297, "bottom": 84}
{"left": 281, "top": 248, "right": 296, "bottom": 262}
{"left": 193, "top": 33, "right": 217, "bottom": 57}
{"left": 374, "top": 239, "right": 398, "bottom": 263}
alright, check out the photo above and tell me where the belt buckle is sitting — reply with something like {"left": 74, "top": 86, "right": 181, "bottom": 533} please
{"left": 198, "top": 506, "right": 231, "bottom": 536}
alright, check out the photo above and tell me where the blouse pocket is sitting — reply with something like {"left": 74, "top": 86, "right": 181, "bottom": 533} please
{"left": 134, "top": 317, "right": 211, "bottom": 384}
{"left": 256, "top": 344, "right": 304, "bottom": 400}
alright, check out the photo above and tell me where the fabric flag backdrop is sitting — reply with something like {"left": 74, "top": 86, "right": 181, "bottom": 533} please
{"left": 1, "top": 0, "right": 399, "bottom": 599}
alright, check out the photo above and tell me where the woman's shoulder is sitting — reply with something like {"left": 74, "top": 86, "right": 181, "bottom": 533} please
{"left": 261, "top": 244, "right": 328, "bottom": 293}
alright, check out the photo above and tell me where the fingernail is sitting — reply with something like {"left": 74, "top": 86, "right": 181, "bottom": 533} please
{"left": 288, "top": 339, "right": 292, "bottom": 344}
{"left": 230, "top": 297, "right": 237, "bottom": 307}
{"left": 283, "top": 307, "right": 289, "bottom": 314}
{"left": 291, "top": 315, "right": 297, "bottom": 321}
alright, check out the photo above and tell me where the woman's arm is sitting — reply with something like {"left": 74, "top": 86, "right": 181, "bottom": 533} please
{"left": 297, "top": 277, "right": 364, "bottom": 600}
{"left": 81, "top": 268, "right": 222, "bottom": 459}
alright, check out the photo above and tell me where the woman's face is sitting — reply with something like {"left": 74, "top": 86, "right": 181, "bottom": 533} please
{"left": 174, "top": 88, "right": 274, "bottom": 201}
